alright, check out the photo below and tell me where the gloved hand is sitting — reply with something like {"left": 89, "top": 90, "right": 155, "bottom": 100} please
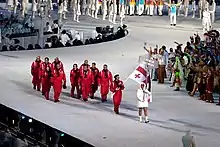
{"left": 63, "top": 82, "right": 67, "bottom": 89}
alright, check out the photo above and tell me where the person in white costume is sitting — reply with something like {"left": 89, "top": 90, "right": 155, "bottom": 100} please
{"left": 192, "top": 0, "right": 196, "bottom": 18}
{"left": 137, "top": 0, "right": 145, "bottom": 16}
{"left": 177, "top": 0, "right": 183, "bottom": 16}
{"left": 63, "top": 0, "right": 68, "bottom": 19}
{"left": 202, "top": 7, "right": 213, "bottom": 33}
{"left": 199, "top": 0, "right": 209, "bottom": 19}
{"left": 183, "top": 0, "right": 189, "bottom": 17}
{"left": 119, "top": 3, "right": 125, "bottom": 26}
{"left": 137, "top": 83, "right": 151, "bottom": 123}
{"left": 7, "top": 0, "right": 18, "bottom": 14}
{"left": 165, "top": 1, "right": 182, "bottom": 26}
{"left": 32, "top": 0, "right": 37, "bottom": 19}
{"left": 109, "top": 0, "right": 117, "bottom": 24}
{"left": 112, "top": 0, "right": 117, "bottom": 24}
{"left": 94, "top": 0, "right": 101, "bottom": 18}
{"left": 91, "top": 0, "right": 96, "bottom": 17}
{"left": 157, "top": 0, "right": 164, "bottom": 16}
{"left": 87, "top": 0, "right": 92, "bottom": 16}
{"left": 47, "top": 0, "right": 53, "bottom": 18}
{"left": 129, "top": 0, "right": 135, "bottom": 15}
{"left": 210, "top": 0, "right": 216, "bottom": 23}
{"left": 82, "top": 0, "right": 87, "bottom": 15}
{"left": 149, "top": 0, "right": 155, "bottom": 16}
{"left": 21, "top": 0, "right": 28, "bottom": 17}
{"left": 71, "top": 0, "right": 81, "bottom": 22}
{"left": 102, "top": 0, "right": 107, "bottom": 20}
{"left": 58, "top": 0, "right": 64, "bottom": 23}
{"left": 108, "top": 1, "right": 113, "bottom": 21}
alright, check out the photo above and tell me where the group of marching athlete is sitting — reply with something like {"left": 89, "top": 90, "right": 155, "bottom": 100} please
{"left": 31, "top": 56, "right": 125, "bottom": 114}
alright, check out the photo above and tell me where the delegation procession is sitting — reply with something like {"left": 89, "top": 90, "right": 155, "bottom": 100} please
{"left": 6, "top": 0, "right": 217, "bottom": 30}
{"left": 31, "top": 55, "right": 153, "bottom": 123}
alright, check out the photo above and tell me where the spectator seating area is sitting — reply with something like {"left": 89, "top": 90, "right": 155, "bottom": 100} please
{"left": 1, "top": 19, "right": 128, "bottom": 51}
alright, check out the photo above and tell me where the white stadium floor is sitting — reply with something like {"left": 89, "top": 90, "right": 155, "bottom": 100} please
{"left": 0, "top": 16, "right": 220, "bottom": 147}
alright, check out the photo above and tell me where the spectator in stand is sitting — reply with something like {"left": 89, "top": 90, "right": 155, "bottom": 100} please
{"left": 45, "top": 38, "right": 52, "bottom": 48}
{"left": 14, "top": 132, "right": 28, "bottom": 147}
{"left": 52, "top": 20, "right": 59, "bottom": 34}
{"left": 74, "top": 31, "right": 81, "bottom": 40}
{"left": 60, "top": 30, "right": 71, "bottom": 47}
{"left": 44, "top": 22, "right": 53, "bottom": 34}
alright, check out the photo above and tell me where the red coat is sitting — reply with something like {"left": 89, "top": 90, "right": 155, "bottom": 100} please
{"left": 90, "top": 67, "right": 99, "bottom": 85}
{"left": 40, "top": 62, "right": 52, "bottom": 77}
{"left": 31, "top": 60, "right": 42, "bottom": 84}
{"left": 79, "top": 70, "right": 93, "bottom": 99}
{"left": 31, "top": 60, "right": 42, "bottom": 77}
{"left": 52, "top": 61, "right": 64, "bottom": 71}
{"left": 70, "top": 68, "right": 80, "bottom": 85}
{"left": 52, "top": 69, "right": 66, "bottom": 90}
{"left": 98, "top": 70, "right": 113, "bottom": 95}
{"left": 41, "top": 70, "right": 52, "bottom": 99}
{"left": 79, "top": 64, "right": 90, "bottom": 74}
{"left": 206, "top": 74, "right": 214, "bottom": 93}
{"left": 110, "top": 80, "right": 125, "bottom": 105}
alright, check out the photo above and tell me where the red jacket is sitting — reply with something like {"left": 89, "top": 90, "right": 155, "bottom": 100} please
{"left": 31, "top": 60, "right": 42, "bottom": 77}
{"left": 39, "top": 62, "right": 52, "bottom": 77}
{"left": 52, "top": 61, "right": 64, "bottom": 71}
{"left": 52, "top": 68, "right": 66, "bottom": 86}
{"left": 79, "top": 70, "right": 93, "bottom": 85}
{"left": 110, "top": 80, "right": 125, "bottom": 105}
{"left": 70, "top": 68, "right": 80, "bottom": 85}
{"left": 90, "top": 67, "right": 99, "bottom": 84}
{"left": 98, "top": 70, "right": 113, "bottom": 86}
{"left": 79, "top": 64, "right": 90, "bottom": 74}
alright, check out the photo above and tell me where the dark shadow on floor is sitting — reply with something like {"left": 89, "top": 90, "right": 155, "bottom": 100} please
{"left": 169, "top": 119, "right": 220, "bottom": 134}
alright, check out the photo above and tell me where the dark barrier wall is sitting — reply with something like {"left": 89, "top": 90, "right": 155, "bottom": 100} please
{"left": 0, "top": 103, "right": 94, "bottom": 147}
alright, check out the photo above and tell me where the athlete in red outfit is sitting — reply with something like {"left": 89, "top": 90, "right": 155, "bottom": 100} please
{"left": 52, "top": 64, "right": 66, "bottom": 103}
{"left": 98, "top": 64, "right": 113, "bottom": 102}
{"left": 31, "top": 56, "right": 42, "bottom": 91}
{"left": 79, "top": 65, "right": 93, "bottom": 101}
{"left": 110, "top": 74, "right": 125, "bottom": 114}
{"left": 70, "top": 64, "right": 80, "bottom": 98}
{"left": 40, "top": 57, "right": 51, "bottom": 95}
{"left": 41, "top": 66, "right": 53, "bottom": 100}
{"left": 90, "top": 63, "right": 99, "bottom": 99}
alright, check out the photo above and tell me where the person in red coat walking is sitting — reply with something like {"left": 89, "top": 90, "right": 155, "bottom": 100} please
{"left": 90, "top": 63, "right": 99, "bottom": 99}
{"left": 110, "top": 74, "right": 125, "bottom": 114}
{"left": 98, "top": 64, "right": 113, "bottom": 102}
{"left": 52, "top": 64, "right": 66, "bottom": 103}
{"left": 31, "top": 56, "right": 42, "bottom": 91}
{"left": 41, "top": 66, "right": 53, "bottom": 100}
{"left": 70, "top": 64, "right": 80, "bottom": 98}
{"left": 52, "top": 57, "right": 64, "bottom": 71}
{"left": 79, "top": 65, "right": 93, "bottom": 101}
{"left": 79, "top": 60, "right": 90, "bottom": 73}
{"left": 40, "top": 57, "right": 52, "bottom": 95}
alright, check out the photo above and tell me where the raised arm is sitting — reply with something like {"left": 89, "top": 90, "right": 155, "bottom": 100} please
{"left": 164, "top": 2, "right": 170, "bottom": 7}
{"left": 176, "top": 1, "right": 182, "bottom": 7}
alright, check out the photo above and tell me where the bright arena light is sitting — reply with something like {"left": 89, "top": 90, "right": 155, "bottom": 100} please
{"left": 28, "top": 119, "right": 33, "bottom": 123}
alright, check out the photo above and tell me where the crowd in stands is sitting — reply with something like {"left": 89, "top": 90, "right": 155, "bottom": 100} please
{"left": 1, "top": 17, "right": 127, "bottom": 51}
{"left": 149, "top": 30, "right": 220, "bottom": 105}
{"left": 0, "top": 127, "right": 41, "bottom": 147}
